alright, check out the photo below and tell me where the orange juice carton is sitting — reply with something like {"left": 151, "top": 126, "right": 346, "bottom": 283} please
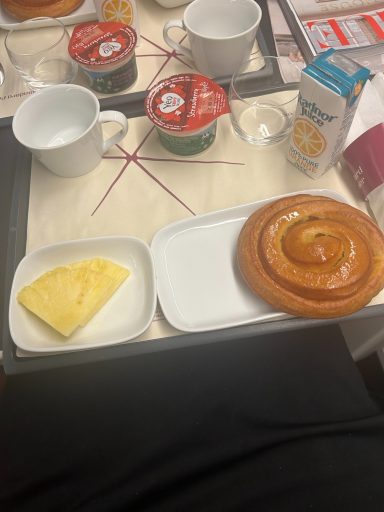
{"left": 287, "top": 49, "right": 370, "bottom": 179}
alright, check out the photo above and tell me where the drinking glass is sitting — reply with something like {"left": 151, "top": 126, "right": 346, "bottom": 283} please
{"left": 5, "top": 17, "right": 77, "bottom": 90}
{"left": 229, "top": 55, "right": 302, "bottom": 145}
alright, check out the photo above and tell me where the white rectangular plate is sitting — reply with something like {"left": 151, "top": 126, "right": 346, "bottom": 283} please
{"left": 0, "top": 0, "right": 96, "bottom": 29}
{"left": 9, "top": 236, "right": 157, "bottom": 352}
{"left": 151, "top": 189, "right": 349, "bottom": 333}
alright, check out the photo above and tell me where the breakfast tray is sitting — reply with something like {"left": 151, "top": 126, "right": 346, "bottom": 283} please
{"left": 2, "top": 2, "right": 384, "bottom": 374}
{"left": 3, "top": 90, "right": 384, "bottom": 374}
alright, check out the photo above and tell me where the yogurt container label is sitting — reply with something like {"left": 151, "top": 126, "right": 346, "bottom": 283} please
{"left": 157, "top": 122, "right": 217, "bottom": 156}
{"left": 145, "top": 73, "right": 230, "bottom": 133}
{"left": 69, "top": 22, "right": 137, "bottom": 68}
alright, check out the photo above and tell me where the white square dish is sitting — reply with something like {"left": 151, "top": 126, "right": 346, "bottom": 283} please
{"left": 9, "top": 236, "right": 157, "bottom": 352}
{"left": 151, "top": 189, "right": 349, "bottom": 332}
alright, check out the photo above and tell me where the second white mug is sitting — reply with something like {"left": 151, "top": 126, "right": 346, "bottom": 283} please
{"left": 12, "top": 84, "right": 128, "bottom": 178}
{"left": 163, "top": 0, "right": 262, "bottom": 78}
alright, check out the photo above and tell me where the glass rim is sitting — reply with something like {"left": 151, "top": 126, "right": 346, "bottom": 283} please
{"left": 230, "top": 55, "right": 302, "bottom": 108}
{"left": 5, "top": 17, "right": 68, "bottom": 57}
{"left": 230, "top": 83, "right": 300, "bottom": 108}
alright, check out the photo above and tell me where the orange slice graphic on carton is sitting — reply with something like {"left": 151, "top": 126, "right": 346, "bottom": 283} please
{"left": 102, "top": 0, "right": 134, "bottom": 25}
{"left": 292, "top": 118, "right": 326, "bottom": 158}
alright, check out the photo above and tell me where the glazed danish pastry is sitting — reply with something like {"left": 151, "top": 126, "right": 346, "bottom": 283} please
{"left": 2, "top": 0, "right": 84, "bottom": 20}
{"left": 237, "top": 194, "right": 384, "bottom": 318}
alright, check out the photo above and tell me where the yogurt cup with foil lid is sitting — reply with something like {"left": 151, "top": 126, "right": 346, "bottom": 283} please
{"left": 69, "top": 22, "right": 138, "bottom": 94}
{"left": 144, "top": 73, "right": 230, "bottom": 156}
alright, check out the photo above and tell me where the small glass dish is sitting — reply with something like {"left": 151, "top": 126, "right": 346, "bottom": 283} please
{"left": 229, "top": 55, "right": 303, "bottom": 146}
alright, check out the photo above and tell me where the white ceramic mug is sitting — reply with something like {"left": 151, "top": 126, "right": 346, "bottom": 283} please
{"left": 12, "top": 84, "right": 128, "bottom": 178}
{"left": 163, "top": 0, "right": 262, "bottom": 77}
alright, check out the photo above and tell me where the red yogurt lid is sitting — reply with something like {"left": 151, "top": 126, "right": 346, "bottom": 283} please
{"left": 144, "top": 74, "right": 230, "bottom": 132}
{"left": 69, "top": 21, "right": 137, "bottom": 67}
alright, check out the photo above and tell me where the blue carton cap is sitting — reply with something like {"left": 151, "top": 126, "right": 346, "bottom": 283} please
{"left": 304, "top": 49, "right": 370, "bottom": 105}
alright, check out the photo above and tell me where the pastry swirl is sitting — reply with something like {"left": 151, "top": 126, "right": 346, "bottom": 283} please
{"left": 237, "top": 194, "right": 384, "bottom": 318}
{"left": 2, "top": 0, "right": 84, "bottom": 20}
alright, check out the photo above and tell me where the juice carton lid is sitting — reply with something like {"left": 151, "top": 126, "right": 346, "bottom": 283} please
{"left": 69, "top": 22, "right": 137, "bottom": 68}
{"left": 303, "top": 49, "right": 370, "bottom": 105}
{"left": 144, "top": 73, "right": 230, "bottom": 132}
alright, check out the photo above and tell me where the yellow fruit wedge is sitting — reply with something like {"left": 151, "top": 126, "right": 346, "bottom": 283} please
{"left": 17, "top": 258, "right": 130, "bottom": 337}
{"left": 69, "top": 258, "right": 130, "bottom": 326}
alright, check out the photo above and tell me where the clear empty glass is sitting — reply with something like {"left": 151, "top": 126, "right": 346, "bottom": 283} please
{"left": 229, "top": 56, "right": 303, "bottom": 145}
{"left": 5, "top": 17, "right": 77, "bottom": 90}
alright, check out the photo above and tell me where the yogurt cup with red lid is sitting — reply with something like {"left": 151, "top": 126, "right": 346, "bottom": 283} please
{"left": 69, "top": 21, "right": 138, "bottom": 94}
{"left": 145, "top": 73, "right": 230, "bottom": 156}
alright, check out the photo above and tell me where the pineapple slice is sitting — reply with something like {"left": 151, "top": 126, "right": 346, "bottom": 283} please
{"left": 69, "top": 258, "right": 130, "bottom": 326}
{"left": 17, "top": 258, "right": 130, "bottom": 337}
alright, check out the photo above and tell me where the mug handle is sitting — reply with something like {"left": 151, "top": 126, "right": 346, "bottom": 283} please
{"left": 99, "top": 111, "right": 129, "bottom": 153}
{"left": 163, "top": 20, "right": 193, "bottom": 60}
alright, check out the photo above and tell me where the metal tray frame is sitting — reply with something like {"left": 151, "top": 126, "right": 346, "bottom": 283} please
{"left": 2, "top": 12, "right": 384, "bottom": 374}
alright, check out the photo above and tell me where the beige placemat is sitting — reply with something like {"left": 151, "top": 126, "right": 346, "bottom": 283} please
{"left": 18, "top": 110, "right": 384, "bottom": 358}
{"left": 25, "top": 114, "right": 370, "bottom": 252}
